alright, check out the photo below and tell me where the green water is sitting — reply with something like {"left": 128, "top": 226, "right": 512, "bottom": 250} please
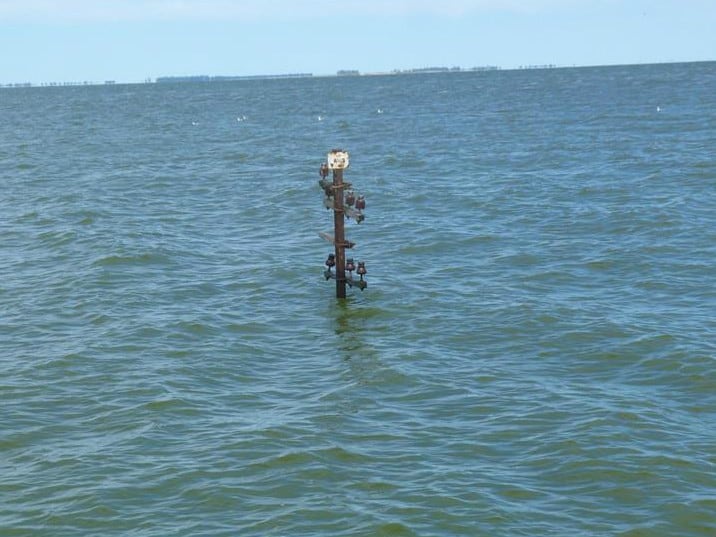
{"left": 2, "top": 62, "right": 716, "bottom": 536}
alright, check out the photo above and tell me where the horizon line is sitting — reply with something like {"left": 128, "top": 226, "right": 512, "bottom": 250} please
{"left": 2, "top": 59, "right": 714, "bottom": 89}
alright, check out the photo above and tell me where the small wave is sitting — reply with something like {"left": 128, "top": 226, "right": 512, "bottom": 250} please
{"left": 38, "top": 229, "right": 77, "bottom": 247}
{"left": 382, "top": 153, "right": 427, "bottom": 168}
{"left": 172, "top": 320, "right": 218, "bottom": 335}
{"left": 370, "top": 522, "right": 416, "bottom": 536}
{"left": 93, "top": 252, "right": 171, "bottom": 266}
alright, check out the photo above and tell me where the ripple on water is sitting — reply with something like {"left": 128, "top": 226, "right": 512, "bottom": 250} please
{"left": 2, "top": 63, "right": 716, "bottom": 537}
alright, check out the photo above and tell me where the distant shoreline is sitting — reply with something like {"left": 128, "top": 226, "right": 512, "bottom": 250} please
{"left": 2, "top": 60, "right": 713, "bottom": 89}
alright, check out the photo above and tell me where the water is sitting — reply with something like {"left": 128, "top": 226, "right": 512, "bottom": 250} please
{"left": 2, "top": 62, "right": 715, "bottom": 536}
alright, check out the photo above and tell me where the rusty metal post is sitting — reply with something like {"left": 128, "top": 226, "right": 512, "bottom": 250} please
{"left": 319, "top": 149, "right": 367, "bottom": 297}
{"left": 333, "top": 168, "right": 347, "bottom": 299}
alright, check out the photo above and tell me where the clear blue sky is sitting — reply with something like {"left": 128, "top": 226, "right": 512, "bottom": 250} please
{"left": 1, "top": 0, "right": 714, "bottom": 84}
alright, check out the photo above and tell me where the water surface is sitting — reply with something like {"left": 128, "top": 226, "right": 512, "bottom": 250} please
{"left": 2, "top": 62, "right": 716, "bottom": 536}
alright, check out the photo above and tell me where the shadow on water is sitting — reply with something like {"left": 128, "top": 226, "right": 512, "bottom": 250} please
{"left": 334, "top": 299, "right": 368, "bottom": 355}
{"left": 332, "top": 297, "right": 385, "bottom": 392}
{"left": 329, "top": 298, "right": 388, "bottom": 384}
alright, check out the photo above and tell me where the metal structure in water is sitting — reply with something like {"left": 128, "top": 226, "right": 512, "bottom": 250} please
{"left": 318, "top": 149, "right": 367, "bottom": 298}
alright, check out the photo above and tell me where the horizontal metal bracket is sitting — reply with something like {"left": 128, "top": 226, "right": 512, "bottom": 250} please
{"left": 319, "top": 232, "right": 355, "bottom": 248}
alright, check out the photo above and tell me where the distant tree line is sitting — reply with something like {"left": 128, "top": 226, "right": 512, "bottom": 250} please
{"left": 2, "top": 65, "right": 511, "bottom": 89}
{"left": 156, "top": 73, "right": 313, "bottom": 83}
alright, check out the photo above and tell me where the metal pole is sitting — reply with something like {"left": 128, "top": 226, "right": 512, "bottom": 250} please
{"left": 333, "top": 168, "right": 347, "bottom": 299}
{"left": 319, "top": 149, "right": 367, "bottom": 297}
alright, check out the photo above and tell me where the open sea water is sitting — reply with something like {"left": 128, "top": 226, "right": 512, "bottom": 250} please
{"left": 1, "top": 61, "right": 716, "bottom": 536}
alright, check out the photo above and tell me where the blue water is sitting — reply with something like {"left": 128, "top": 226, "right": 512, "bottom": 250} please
{"left": 2, "top": 62, "right": 716, "bottom": 536}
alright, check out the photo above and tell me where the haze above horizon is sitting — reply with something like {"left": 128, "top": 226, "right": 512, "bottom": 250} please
{"left": 1, "top": 0, "right": 714, "bottom": 85}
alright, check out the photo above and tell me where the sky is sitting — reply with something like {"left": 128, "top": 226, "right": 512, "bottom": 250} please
{"left": 1, "top": 0, "right": 715, "bottom": 84}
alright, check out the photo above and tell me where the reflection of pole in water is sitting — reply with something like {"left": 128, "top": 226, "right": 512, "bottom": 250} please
{"left": 334, "top": 301, "right": 371, "bottom": 363}
{"left": 318, "top": 149, "right": 368, "bottom": 299}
